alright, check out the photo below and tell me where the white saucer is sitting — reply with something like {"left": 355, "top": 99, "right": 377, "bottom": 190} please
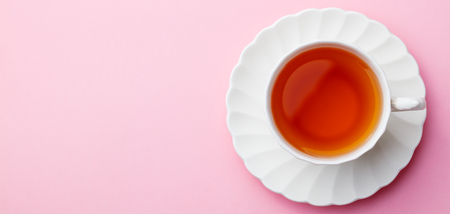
{"left": 226, "top": 8, "right": 426, "bottom": 206}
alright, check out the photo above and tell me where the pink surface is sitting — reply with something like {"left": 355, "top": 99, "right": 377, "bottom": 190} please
{"left": 0, "top": 0, "right": 448, "bottom": 213}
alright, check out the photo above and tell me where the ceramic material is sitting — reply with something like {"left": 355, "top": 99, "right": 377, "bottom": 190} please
{"left": 226, "top": 8, "right": 426, "bottom": 206}
{"left": 265, "top": 40, "right": 425, "bottom": 165}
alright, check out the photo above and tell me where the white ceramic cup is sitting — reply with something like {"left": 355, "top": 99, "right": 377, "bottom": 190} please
{"left": 265, "top": 40, "right": 426, "bottom": 165}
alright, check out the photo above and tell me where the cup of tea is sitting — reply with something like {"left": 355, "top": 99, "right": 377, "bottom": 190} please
{"left": 265, "top": 40, "right": 426, "bottom": 165}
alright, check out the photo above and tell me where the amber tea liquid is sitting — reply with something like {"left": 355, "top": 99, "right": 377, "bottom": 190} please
{"left": 271, "top": 47, "right": 382, "bottom": 157}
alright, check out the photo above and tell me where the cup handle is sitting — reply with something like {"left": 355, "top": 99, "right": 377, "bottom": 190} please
{"left": 391, "top": 97, "right": 426, "bottom": 112}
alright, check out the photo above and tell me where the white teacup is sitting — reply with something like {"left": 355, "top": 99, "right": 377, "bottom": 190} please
{"left": 265, "top": 40, "right": 426, "bottom": 165}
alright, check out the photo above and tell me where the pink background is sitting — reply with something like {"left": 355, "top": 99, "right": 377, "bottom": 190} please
{"left": 0, "top": 0, "right": 449, "bottom": 213}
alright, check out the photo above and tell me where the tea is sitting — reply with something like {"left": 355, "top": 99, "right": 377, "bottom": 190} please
{"left": 271, "top": 47, "right": 382, "bottom": 157}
